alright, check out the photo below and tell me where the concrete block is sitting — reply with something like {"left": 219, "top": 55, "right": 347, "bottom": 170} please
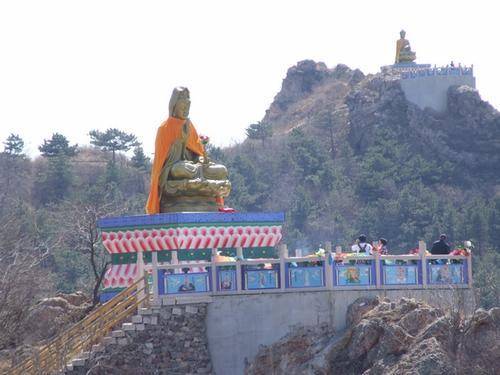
{"left": 111, "top": 330, "right": 125, "bottom": 338}
{"left": 131, "top": 315, "right": 143, "bottom": 323}
{"left": 135, "top": 323, "right": 145, "bottom": 331}
{"left": 172, "top": 307, "right": 183, "bottom": 315}
{"left": 72, "top": 358, "right": 86, "bottom": 367}
{"left": 142, "top": 316, "right": 151, "bottom": 324}
{"left": 138, "top": 308, "right": 153, "bottom": 315}
{"left": 150, "top": 316, "right": 158, "bottom": 325}
{"left": 66, "top": 363, "right": 73, "bottom": 371}
{"left": 122, "top": 322, "right": 136, "bottom": 331}
{"left": 117, "top": 338, "right": 128, "bottom": 345}
{"left": 185, "top": 305, "right": 198, "bottom": 314}
{"left": 102, "top": 336, "right": 116, "bottom": 345}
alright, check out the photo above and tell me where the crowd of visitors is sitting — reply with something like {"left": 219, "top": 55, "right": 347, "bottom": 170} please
{"left": 348, "top": 233, "right": 454, "bottom": 256}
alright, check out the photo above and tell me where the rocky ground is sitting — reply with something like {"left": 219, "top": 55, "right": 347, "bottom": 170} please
{"left": 0, "top": 292, "right": 91, "bottom": 372}
{"left": 245, "top": 297, "right": 499, "bottom": 375}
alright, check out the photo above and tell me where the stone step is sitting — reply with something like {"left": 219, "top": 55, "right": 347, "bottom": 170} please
{"left": 122, "top": 322, "right": 136, "bottom": 331}
{"left": 111, "top": 330, "right": 125, "bottom": 338}
{"left": 131, "top": 315, "right": 143, "bottom": 323}
{"left": 138, "top": 307, "right": 153, "bottom": 315}
{"left": 71, "top": 357, "right": 86, "bottom": 367}
{"left": 102, "top": 336, "right": 116, "bottom": 345}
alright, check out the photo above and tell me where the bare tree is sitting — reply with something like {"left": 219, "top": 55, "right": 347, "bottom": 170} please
{"left": 0, "top": 202, "right": 51, "bottom": 351}
{"left": 52, "top": 190, "right": 126, "bottom": 306}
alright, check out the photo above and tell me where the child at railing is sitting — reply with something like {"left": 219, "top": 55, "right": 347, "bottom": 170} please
{"left": 372, "top": 238, "right": 389, "bottom": 255}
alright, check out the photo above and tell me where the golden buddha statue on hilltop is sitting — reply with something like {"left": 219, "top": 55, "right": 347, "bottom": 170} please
{"left": 146, "top": 87, "right": 231, "bottom": 213}
{"left": 395, "top": 30, "right": 416, "bottom": 64}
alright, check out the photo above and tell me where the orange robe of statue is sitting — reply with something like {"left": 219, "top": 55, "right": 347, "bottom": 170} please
{"left": 145, "top": 117, "right": 205, "bottom": 214}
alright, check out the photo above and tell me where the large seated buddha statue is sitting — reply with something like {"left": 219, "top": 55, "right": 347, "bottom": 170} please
{"left": 146, "top": 87, "right": 231, "bottom": 213}
{"left": 395, "top": 29, "right": 416, "bottom": 63}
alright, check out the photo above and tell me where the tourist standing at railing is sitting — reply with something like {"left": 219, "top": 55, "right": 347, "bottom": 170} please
{"left": 373, "top": 238, "right": 389, "bottom": 255}
{"left": 430, "top": 234, "right": 451, "bottom": 255}
{"left": 351, "top": 235, "right": 373, "bottom": 255}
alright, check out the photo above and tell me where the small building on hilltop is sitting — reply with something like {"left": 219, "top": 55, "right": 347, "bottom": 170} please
{"left": 383, "top": 30, "right": 476, "bottom": 112}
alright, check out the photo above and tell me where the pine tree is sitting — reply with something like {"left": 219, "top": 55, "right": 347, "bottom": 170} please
{"left": 245, "top": 122, "right": 273, "bottom": 145}
{"left": 131, "top": 146, "right": 150, "bottom": 171}
{"left": 36, "top": 133, "right": 78, "bottom": 204}
{"left": 3, "top": 134, "right": 24, "bottom": 156}
{"left": 39, "top": 133, "right": 77, "bottom": 157}
{"left": 89, "top": 128, "right": 139, "bottom": 164}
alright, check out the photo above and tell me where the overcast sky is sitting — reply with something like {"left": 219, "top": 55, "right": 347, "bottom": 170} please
{"left": 1, "top": 0, "right": 498, "bottom": 157}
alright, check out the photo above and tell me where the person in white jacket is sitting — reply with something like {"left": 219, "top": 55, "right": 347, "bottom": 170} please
{"left": 351, "top": 234, "right": 373, "bottom": 255}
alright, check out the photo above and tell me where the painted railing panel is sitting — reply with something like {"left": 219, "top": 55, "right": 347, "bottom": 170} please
{"left": 400, "top": 66, "right": 474, "bottom": 79}
{"left": 149, "top": 248, "right": 472, "bottom": 302}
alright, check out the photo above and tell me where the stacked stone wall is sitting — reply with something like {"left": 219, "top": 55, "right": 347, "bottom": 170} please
{"left": 66, "top": 303, "right": 212, "bottom": 375}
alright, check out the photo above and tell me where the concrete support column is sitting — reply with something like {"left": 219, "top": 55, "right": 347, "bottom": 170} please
{"left": 419, "top": 240, "right": 427, "bottom": 288}
{"left": 236, "top": 247, "right": 243, "bottom": 292}
{"left": 325, "top": 242, "right": 333, "bottom": 289}
{"left": 151, "top": 251, "right": 159, "bottom": 305}
{"left": 211, "top": 248, "right": 218, "bottom": 294}
{"left": 375, "top": 252, "right": 381, "bottom": 288}
{"left": 279, "top": 244, "right": 288, "bottom": 290}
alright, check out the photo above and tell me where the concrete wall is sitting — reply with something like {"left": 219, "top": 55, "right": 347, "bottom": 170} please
{"left": 400, "top": 75, "right": 475, "bottom": 112}
{"left": 206, "top": 288, "right": 475, "bottom": 375}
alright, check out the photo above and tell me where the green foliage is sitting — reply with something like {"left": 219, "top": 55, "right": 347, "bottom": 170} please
{"left": 245, "top": 122, "right": 273, "bottom": 144}
{"left": 35, "top": 156, "right": 74, "bottom": 204}
{"left": 131, "top": 145, "right": 151, "bottom": 171}
{"left": 35, "top": 134, "right": 78, "bottom": 204}
{"left": 39, "top": 133, "right": 78, "bottom": 157}
{"left": 89, "top": 128, "right": 139, "bottom": 163}
{"left": 2, "top": 133, "right": 24, "bottom": 156}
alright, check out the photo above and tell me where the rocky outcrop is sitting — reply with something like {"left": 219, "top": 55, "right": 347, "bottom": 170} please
{"left": 261, "top": 59, "right": 500, "bottom": 181}
{"left": 262, "top": 60, "right": 364, "bottom": 133}
{"left": 24, "top": 292, "right": 91, "bottom": 343}
{"left": 245, "top": 297, "right": 500, "bottom": 375}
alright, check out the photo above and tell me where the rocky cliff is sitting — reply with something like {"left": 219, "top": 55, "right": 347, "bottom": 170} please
{"left": 225, "top": 60, "right": 500, "bottom": 252}
{"left": 245, "top": 297, "right": 500, "bottom": 375}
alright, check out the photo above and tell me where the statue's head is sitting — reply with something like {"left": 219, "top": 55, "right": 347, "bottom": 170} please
{"left": 169, "top": 87, "right": 191, "bottom": 119}
{"left": 400, "top": 30, "right": 406, "bottom": 39}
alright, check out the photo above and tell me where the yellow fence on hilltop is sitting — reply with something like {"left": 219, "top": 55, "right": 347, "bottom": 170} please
{"left": 6, "top": 274, "right": 149, "bottom": 375}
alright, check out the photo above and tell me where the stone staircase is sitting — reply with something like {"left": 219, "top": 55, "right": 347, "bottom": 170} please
{"left": 64, "top": 304, "right": 212, "bottom": 374}
{"left": 65, "top": 306, "right": 161, "bottom": 372}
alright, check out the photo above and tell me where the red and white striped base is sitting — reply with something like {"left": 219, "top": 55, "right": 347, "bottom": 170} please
{"left": 101, "top": 225, "right": 282, "bottom": 254}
